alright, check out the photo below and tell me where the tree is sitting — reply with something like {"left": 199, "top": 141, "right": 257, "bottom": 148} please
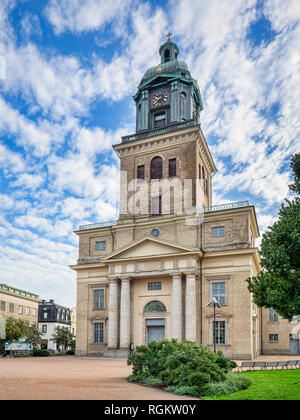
{"left": 24, "top": 326, "right": 43, "bottom": 350}
{"left": 51, "top": 326, "right": 74, "bottom": 352}
{"left": 289, "top": 153, "right": 300, "bottom": 195}
{"left": 5, "top": 317, "right": 28, "bottom": 342}
{"left": 247, "top": 153, "right": 300, "bottom": 321}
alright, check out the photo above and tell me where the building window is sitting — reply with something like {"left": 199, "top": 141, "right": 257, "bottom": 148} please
{"left": 94, "top": 322, "right": 104, "bottom": 344}
{"left": 32, "top": 322, "right": 36, "bottom": 327}
{"left": 19, "top": 306, "right": 23, "bottom": 315}
{"left": 0, "top": 301, "right": 5, "bottom": 311}
{"left": 212, "top": 226, "right": 225, "bottom": 238}
{"left": 25, "top": 307, "right": 30, "bottom": 315}
{"left": 150, "top": 156, "right": 163, "bottom": 179}
{"left": 9, "top": 303, "right": 14, "bottom": 312}
{"left": 164, "top": 49, "right": 170, "bottom": 62}
{"left": 43, "top": 312, "right": 48, "bottom": 319}
{"left": 32, "top": 309, "right": 36, "bottom": 317}
{"left": 144, "top": 300, "right": 166, "bottom": 313}
{"left": 42, "top": 325, "right": 47, "bottom": 333}
{"left": 148, "top": 282, "right": 162, "bottom": 291}
{"left": 168, "top": 158, "right": 176, "bottom": 177}
{"left": 269, "top": 308, "right": 279, "bottom": 323}
{"left": 137, "top": 165, "right": 145, "bottom": 180}
{"left": 212, "top": 282, "right": 226, "bottom": 305}
{"left": 151, "top": 196, "right": 162, "bottom": 215}
{"left": 213, "top": 321, "right": 226, "bottom": 345}
{"left": 269, "top": 334, "right": 279, "bottom": 342}
{"left": 94, "top": 289, "right": 105, "bottom": 310}
{"left": 96, "top": 241, "right": 106, "bottom": 251}
{"left": 154, "top": 112, "right": 166, "bottom": 128}
{"left": 150, "top": 229, "right": 160, "bottom": 238}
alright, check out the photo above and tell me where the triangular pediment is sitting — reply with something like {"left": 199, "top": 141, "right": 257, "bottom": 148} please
{"left": 102, "top": 237, "right": 201, "bottom": 262}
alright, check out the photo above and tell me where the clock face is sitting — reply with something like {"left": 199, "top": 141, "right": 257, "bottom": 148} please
{"left": 152, "top": 89, "right": 168, "bottom": 107}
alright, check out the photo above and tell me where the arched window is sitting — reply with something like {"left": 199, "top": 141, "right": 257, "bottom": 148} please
{"left": 151, "top": 156, "right": 163, "bottom": 179}
{"left": 164, "top": 49, "right": 170, "bottom": 62}
{"left": 144, "top": 300, "right": 167, "bottom": 313}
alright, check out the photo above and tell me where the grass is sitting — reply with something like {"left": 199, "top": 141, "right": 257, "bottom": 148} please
{"left": 204, "top": 369, "right": 300, "bottom": 400}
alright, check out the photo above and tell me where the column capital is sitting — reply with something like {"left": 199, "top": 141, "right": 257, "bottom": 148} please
{"left": 170, "top": 272, "right": 182, "bottom": 280}
{"left": 119, "top": 276, "right": 131, "bottom": 282}
{"left": 184, "top": 271, "right": 198, "bottom": 279}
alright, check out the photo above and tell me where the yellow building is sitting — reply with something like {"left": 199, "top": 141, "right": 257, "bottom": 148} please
{"left": 71, "top": 37, "right": 298, "bottom": 359}
{"left": 0, "top": 283, "right": 39, "bottom": 327}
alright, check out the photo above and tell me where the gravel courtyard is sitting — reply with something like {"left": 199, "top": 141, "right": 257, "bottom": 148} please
{"left": 0, "top": 356, "right": 197, "bottom": 400}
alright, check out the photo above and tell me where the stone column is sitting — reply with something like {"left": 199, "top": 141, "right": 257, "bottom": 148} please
{"left": 185, "top": 272, "right": 197, "bottom": 342}
{"left": 120, "top": 277, "right": 131, "bottom": 349}
{"left": 108, "top": 278, "right": 119, "bottom": 348}
{"left": 171, "top": 273, "right": 182, "bottom": 341}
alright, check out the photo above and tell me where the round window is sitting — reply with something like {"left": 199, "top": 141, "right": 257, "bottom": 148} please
{"left": 150, "top": 229, "right": 160, "bottom": 238}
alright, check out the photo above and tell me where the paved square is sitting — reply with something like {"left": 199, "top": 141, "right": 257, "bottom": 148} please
{"left": 0, "top": 356, "right": 197, "bottom": 400}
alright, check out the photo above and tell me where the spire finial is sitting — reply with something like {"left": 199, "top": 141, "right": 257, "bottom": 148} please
{"left": 167, "top": 31, "right": 172, "bottom": 42}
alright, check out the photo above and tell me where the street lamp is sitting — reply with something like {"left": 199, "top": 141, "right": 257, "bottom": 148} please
{"left": 206, "top": 297, "right": 221, "bottom": 354}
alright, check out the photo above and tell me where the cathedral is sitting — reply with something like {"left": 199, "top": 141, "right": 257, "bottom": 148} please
{"left": 71, "top": 36, "right": 294, "bottom": 359}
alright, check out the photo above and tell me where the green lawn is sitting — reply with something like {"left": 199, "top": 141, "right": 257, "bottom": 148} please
{"left": 204, "top": 369, "right": 300, "bottom": 400}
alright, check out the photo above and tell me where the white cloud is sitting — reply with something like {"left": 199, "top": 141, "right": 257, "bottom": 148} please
{"left": 11, "top": 173, "right": 44, "bottom": 190}
{"left": 45, "top": 0, "right": 131, "bottom": 34}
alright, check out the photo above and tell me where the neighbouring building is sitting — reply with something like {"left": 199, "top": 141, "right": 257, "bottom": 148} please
{"left": 71, "top": 36, "right": 299, "bottom": 359}
{"left": 38, "top": 299, "right": 71, "bottom": 352}
{"left": 0, "top": 283, "right": 39, "bottom": 327}
{"left": 70, "top": 307, "right": 77, "bottom": 337}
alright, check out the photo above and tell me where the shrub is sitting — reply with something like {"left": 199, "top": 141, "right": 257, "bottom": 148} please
{"left": 226, "top": 373, "right": 253, "bottom": 390}
{"left": 32, "top": 349, "right": 49, "bottom": 357}
{"left": 166, "top": 385, "right": 201, "bottom": 397}
{"left": 200, "top": 381, "right": 238, "bottom": 397}
{"left": 200, "top": 373, "right": 253, "bottom": 397}
{"left": 128, "top": 339, "right": 237, "bottom": 393}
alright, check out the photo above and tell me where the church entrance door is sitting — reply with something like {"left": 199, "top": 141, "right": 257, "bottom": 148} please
{"left": 146, "top": 319, "right": 165, "bottom": 343}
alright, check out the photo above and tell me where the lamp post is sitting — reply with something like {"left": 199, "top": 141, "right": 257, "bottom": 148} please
{"left": 206, "top": 297, "right": 221, "bottom": 354}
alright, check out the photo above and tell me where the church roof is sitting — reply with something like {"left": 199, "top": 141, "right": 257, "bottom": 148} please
{"left": 140, "top": 59, "right": 191, "bottom": 84}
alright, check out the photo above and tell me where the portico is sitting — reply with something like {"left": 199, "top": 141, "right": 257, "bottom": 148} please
{"left": 102, "top": 236, "right": 202, "bottom": 352}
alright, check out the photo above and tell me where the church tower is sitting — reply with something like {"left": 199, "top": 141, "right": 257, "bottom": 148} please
{"left": 113, "top": 35, "right": 216, "bottom": 221}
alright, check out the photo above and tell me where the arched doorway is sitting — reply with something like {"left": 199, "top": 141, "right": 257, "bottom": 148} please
{"left": 144, "top": 300, "right": 167, "bottom": 343}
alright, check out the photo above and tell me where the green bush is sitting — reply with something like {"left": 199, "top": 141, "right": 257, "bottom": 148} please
{"left": 200, "top": 373, "right": 253, "bottom": 397}
{"left": 128, "top": 339, "right": 237, "bottom": 393}
{"left": 32, "top": 349, "right": 50, "bottom": 357}
{"left": 166, "top": 385, "right": 201, "bottom": 397}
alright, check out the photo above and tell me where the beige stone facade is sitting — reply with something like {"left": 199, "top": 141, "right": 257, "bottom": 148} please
{"left": 0, "top": 284, "right": 39, "bottom": 327}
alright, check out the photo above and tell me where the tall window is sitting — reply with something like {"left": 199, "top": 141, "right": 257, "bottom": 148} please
{"left": 94, "top": 322, "right": 104, "bottom": 344}
{"left": 94, "top": 289, "right": 105, "bottom": 310}
{"left": 168, "top": 158, "right": 176, "bottom": 177}
{"left": 150, "top": 157, "right": 163, "bottom": 179}
{"left": 212, "top": 282, "right": 226, "bottom": 305}
{"left": 269, "top": 308, "right": 279, "bottom": 323}
{"left": 19, "top": 305, "right": 23, "bottom": 314}
{"left": 9, "top": 303, "right": 14, "bottom": 312}
{"left": 0, "top": 301, "right": 5, "bottom": 311}
{"left": 213, "top": 321, "right": 226, "bottom": 345}
{"left": 42, "top": 325, "right": 47, "bottom": 333}
{"left": 164, "top": 49, "right": 170, "bottom": 62}
{"left": 137, "top": 165, "right": 145, "bottom": 180}
{"left": 151, "top": 196, "right": 162, "bottom": 215}
{"left": 25, "top": 307, "right": 30, "bottom": 315}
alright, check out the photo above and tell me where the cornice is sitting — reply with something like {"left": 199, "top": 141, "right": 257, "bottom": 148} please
{"left": 113, "top": 125, "right": 199, "bottom": 158}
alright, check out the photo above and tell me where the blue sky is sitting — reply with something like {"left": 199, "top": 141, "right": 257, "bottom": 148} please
{"left": 0, "top": 0, "right": 299, "bottom": 308}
